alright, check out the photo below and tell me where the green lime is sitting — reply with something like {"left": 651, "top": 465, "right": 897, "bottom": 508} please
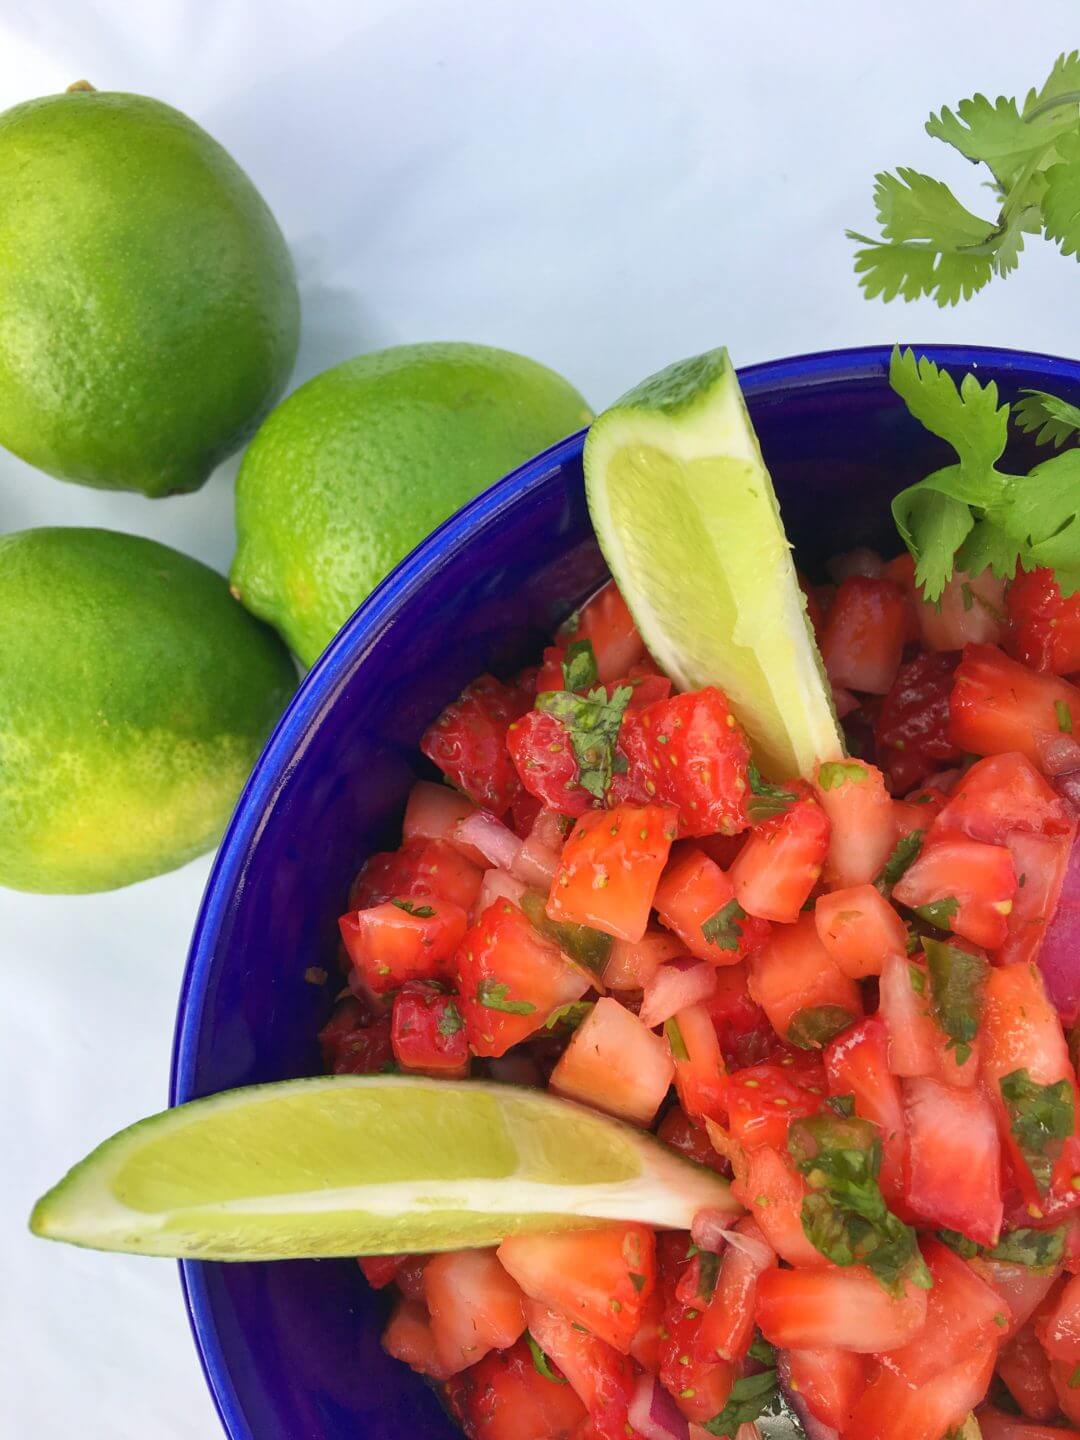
{"left": 30, "top": 1075, "right": 735, "bottom": 1259}
{"left": 231, "top": 342, "right": 592, "bottom": 666}
{"left": 584, "top": 348, "right": 843, "bottom": 779}
{"left": 0, "top": 88, "right": 299, "bottom": 496}
{"left": 0, "top": 529, "right": 295, "bottom": 893}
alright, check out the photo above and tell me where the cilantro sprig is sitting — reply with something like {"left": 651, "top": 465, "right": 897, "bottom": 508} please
{"left": 849, "top": 53, "right": 1080, "bottom": 306}
{"left": 536, "top": 684, "right": 633, "bottom": 800}
{"left": 938, "top": 1223, "right": 1066, "bottom": 1269}
{"left": 924, "top": 937, "right": 987, "bottom": 1067}
{"left": 746, "top": 761, "right": 798, "bottom": 822}
{"left": 701, "top": 898, "right": 749, "bottom": 952}
{"left": 1000, "top": 1067, "right": 1076, "bottom": 1193}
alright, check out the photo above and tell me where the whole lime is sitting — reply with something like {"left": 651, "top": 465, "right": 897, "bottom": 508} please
{"left": 230, "top": 342, "right": 591, "bottom": 665}
{"left": 0, "top": 529, "right": 296, "bottom": 893}
{"left": 0, "top": 89, "right": 300, "bottom": 496}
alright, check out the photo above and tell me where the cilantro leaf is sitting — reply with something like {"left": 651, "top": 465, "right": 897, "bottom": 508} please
{"left": 1000, "top": 1067, "right": 1076, "bottom": 1193}
{"left": 989, "top": 1225, "right": 1067, "bottom": 1269}
{"left": 536, "top": 685, "right": 632, "bottom": 800}
{"left": 787, "top": 1005, "right": 856, "bottom": 1051}
{"left": 703, "top": 1367, "right": 793, "bottom": 1437}
{"left": 1042, "top": 130, "right": 1080, "bottom": 259}
{"left": 1014, "top": 388, "right": 1080, "bottom": 448}
{"left": 913, "top": 895, "right": 959, "bottom": 931}
{"left": 476, "top": 979, "right": 536, "bottom": 1016}
{"left": 391, "top": 898, "right": 436, "bottom": 918}
{"left": 665, "top": 1016, "right": 689, "bottom": 1061}
{"left": 875, "top": 830, "right": 924, "bottom": 894}
{"left": 562, "top": 639, "right": 599, "bottom": 693}
{"left": 544, "top": 1001, "right": 594, "bottom": 1030}
{"left": 924, "top": 938, "right": 987, "bottom": 1066}
{"left": 437, "top": 1001, "right": 464, "bottom": 1037}
{"left": 525, "top": 1331, "right": 567, "bottom": 1384}
{"left": 889, "top": 347, "right": 1011, "bottom": 479}
{"left": 701, "top": 899, "right": 748, "bottom": 952}
{"left": 519, "top": 890, "right": 612, "bottom": 978}
{"left": 892, "top": 480, "right": 975, "bottom": 601}
{"left": 747, "top": 761, "right": 798, "bottom": 821}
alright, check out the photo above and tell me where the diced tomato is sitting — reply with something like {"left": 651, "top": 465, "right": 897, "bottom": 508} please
{"left": 893, "top": 794, "right": 944, "bottom": 836}
{"left": 747, "top": 914, "right": 861, "bottom": 1048}
{"left": 558, "top": 580, "right": 646, "bottom": 685}
{"left": 878, "top": 951, "right": 941, "bottom": 1078}
{"left": 728, "top": 782, "right": 830, "bottom": 922}
{"left": 318, "top": 996, "right": 393, "bottom": 1075}
{"left": 403, "top": 780, "right": 487, "bottom": 866}
{"left": 653, "top": 846, "right": 770, "bottom": 964}
{"left": 657, "top": 1106, "right": 729, "bottom": 1174}
{"left": 602, "top": 928, "right": 684, "bottom": 990}
{"left": 383, "top": 1296, "right": 456, "bottom": 1380}
{"left": 1053, "top": 1353, "right": 1080, "bottom": 1427}
{"left": 825, "top": 1016, "right": 907, "bottom": 1210}
{"left": 627, "top": 1289, "right": 663, "bottom": 1372}
{"left": 390, "top": 981, "right": 469, "bottom": 1077}
{"left": 846, "top": 1344, "right": 995, "bottom": 1440}
{"left": 658, "top": 1289, "right": 736, "bottom": 1424}
{"left": 998, "top": 829, "right": 1077, "bottom": 967}
{"left": 903, "top": 1076, "right": 1003, "bottom": 1245}
{"left": 814, "top": 883, "right": 908, "bottom": 978}
{"left": 511, "top": 788, "right": 545, "bottom": 841}
{"left": 340, "top": 894, "right": 468, "bottom": 995}
{"left": 779, "top": 1346, "right": 867, "bottom": 1432}
{"left": 445, "top": 1335, "right": 588, "bottom": 1440}
{"left": 726, "top": 1060, "right": 827, "bottom": 1152}
{"left": 498, "top": 1226, "right": 654, "bottom": 1353}
{"left": 875, "top": 650, "right": 963, "bottom": 794}
{"left": 421, "top": 674, "right": 528, "bottom": 812}
{"left": 998, "top": 1313, "right": 1059, "bottom": 1420}
{"left": 735, "top": 1143, "right": 824, "bottom": 1267}
{"left": 619, "top": 688, "right": 751, "bottom": 838}
{"left": 972, "top": 1258, "right": 1062, "bottom": 1337}
{"left": 507, "top": 710, "right": 595, "bottom": 819}
{"left": 549, "top": 996, "right": 674, "bottom": 1126}
{"left": 892, "top": 836, "right": 1017, "bottom": 949}
{"left": 666, "top": 1002, "right": 727, "bottom": 1124}
{"left": 949, "top": 644, "right": 1080, "bottom": 767}
{"left": 978, "top": 1411, "right": 1080, "bottom": 1440}
{"left": 357, "top": 1254, "right": 400, "bottom": 1289}
{"left": 455, "top": 901, "right": 590, "bottom": 1057}
{"left": 819, "top": 575, "right": 909, "bottom": 694}
{"left": 349, "top": 837, "right": 483, "bottom": 912}
{"left": 755, "top": 1265, "right": 929, "bottom": 1352}
{"left": 932, "top": 753, "right": 1073, "bottom": 846}
{"left": 547, "top": 803, "right": 677, "bottom": 942}
{"left": 917, "top": 567, "right": 1006, "bottom": 652}
{"left": 883, "top": 1239, "right": 1004, "bottom": 1384}
{"left": 813, "top": 759, "right": 897, "bottom": 887}
{"left": 1006, "top": 566, "right": 1080, "bottom": 676}
{"left": 523, "top": 1300, "right": 636, "bottom": 1440}
{"left": 1037, "top": 1273, "right": 1080, "bottom": 1367}
{"left": 422, "top": 1249, "right": 526, "bottom": 1373}
{"left": 639, "top": 960, "right": 718, "bottom": 1028}
{"left": 696, "top": 1216, "right": 776, "bottom": 1363}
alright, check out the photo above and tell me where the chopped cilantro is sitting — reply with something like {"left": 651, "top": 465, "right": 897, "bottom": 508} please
{"left": 629, "top": 1271, "right": 647, "bottom": 1293}
{"left": 695, "top": 1250, "right": 721, "bottom": 1302}
{"left": 525, "top": 1331, "right": 567, "bottom": 1384}
{"left": 701, "top": 899, "right": 748, "bottom": 952}
{"left": 562, "top": 638, "right": 599, "bottom": 693}
{"left": 1000, "top": 1068, "right": 1076, "bottom": 1193}
{"left": 391, "top": 898, "right": 436, "bottom": 918}
{"left": 826, "top": 1094, "right": 856, "bottom": 1118}
{"left": 1070, "top": 1365, "right": 1080, "bottom": 1390}
{"left": 935, "top": 1228, "right": 981, "bottom": 1260}
{"left": 476, "top": 979, "right": 537, "bottom": 1016}
{"left": 1057, "top": 698, "right": 1075, "bottom": 734}
{"left": 817, "top": 761, "right": 868, "bottom": 790}
{"left": 702, "top": 1368, "right": 781, "bottom": 1437}
{"left": 536, "top": 684, "right": 633, "bottom": 799}
{"left": 746, "top": 761, "right": 798, "bottom": 822}
{"left": 913, "top": 895, "right": 959, "bottom": 931}
{"left": 748, "top": 1334, "right": 776, "bottom": 1367}
{"left": 875, "top": 830, "right": 924, "bottom": 894}
{"left": 924, "top": 937, "right": 987, "bottom": 1066}
{"left": 787, "top": 1005, "right": 856, "bottom": 1051}
{"left": 665, "top": 1016, "right": 689, "bottom": 1061}
{"left": 519, "top": 890, "right": 612, "bottom": 978}
{"left": 908, "top": 961, "right": 927, "bottom": 996}
{"left": 437, "top": 1001, "right": 464, "bottom": 1037}
{"left": 544, "top": 1001, "right": 594, "bottom": 1031}
{"left": 990, "top": 1225, "right": 1067, "bottom": 1269}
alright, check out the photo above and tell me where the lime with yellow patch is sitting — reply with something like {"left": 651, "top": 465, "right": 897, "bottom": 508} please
{"left": 584, "top": 348, "right": 843, "bottom": 779}
{"left": 30, "top": 1074, "right": 736, "bottom": 1259}
{"left": 0, "top": 529, "right": 295, "bottom": 892}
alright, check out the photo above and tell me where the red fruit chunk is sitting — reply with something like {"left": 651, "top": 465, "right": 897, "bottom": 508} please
{"left": 445, "top": 1336, "right": 588, "bottom": 1440}
{"left": 340, "top": 893, "right": 468, "bottom": 994}
{"left": 747, "top": 913, "right": 861, "bottom": 1048}
{"left": 933, "top": 752, "right": 1073, "bottom": 846}
{"left": 726, "top": 1061, "right": 826, "bottom": 1152}
{"left": 1036, "top": 1273, "right": 1080, "bottom": 1367}
{"left": 602, "top": 928, "right": 683, "bottom": 991}
{"left": 918, "top": 567, "right": 1006, "bottom": 651}
{"left": 729, "top": 781, "right": 830, "bottom": 922}
{"left": 892, "top": 836, "right": 1017, "bottom": 949}
{"left": 455, "top": 900, "right": 589, "bottom": 1057}
{"left": 382, "top": 1297, "right": 455, "bottom": 1380}
{"left": 814, "top": 883, "right": 908, "bottom": 978}
{"left": 846, "top": 1345, "right": 995, "bottom": 1440}
{"left": 819, "top": 575, "right": 909, "bottom": 694}
{"left": 390, "top": 980, "right": 469, "bottom": 1077}
{"left": 523, "top": 1300, "right": 636, "bottom": 1440}
{"left": 656, "top": 1105, "right": 729, "bottom": 1174}
{"left": 779, "top": 1346, "right": 867, "bottom": 1432}
{"left": 547, "top": 802, "right": 677, "bottom": 941}
{"left": 978, "top": 1411, "right": 1080, "bottom": 1440}
{"left": 825, "top": 1015, "right": 906, "bottom": 1211}
{"left": 705, "top": 962, "right": 783, "bottom": 1071}
{"left": 998, "top": 829, "right": 1075, "bottom": 967}
{"left": 875, "top": 649, "right": 962, "bottom": 794}
{"left": 357, "top": 1254, "right": 400, "bottom": 1289}
{"left": 620, "top": 687, "right": 751, "bottom": 838}
{"left": 667, "top": 1001, "right": 727, "bottom": 1124}
{"left": 949, "top": 644, "right": 1080, "bottom": 767}
{"left": 349, "top": 837, "right": 483, "bottom": 913}
{"left": 813, "top": 758, "right": 897, "bottom": 887}
{"left": 696, "top": 1216, "right": 776, "bottom": 1363}
{"left": 421, "top": 674, "right": 528, "bottom": 812}
{"left": 653, "top": 845, "right": 769, "bottom": 964}
{"left": 882, "top": 1239, "right": 1004, "bottom": 1384}
{"left": 998, "top": 1313, "right": 1059, "bottom": 1420}
{"left": 877, "top": 951, "right": 941, "bottom": 1078}
{"left": 1006, "top": 566, "right": 1080, "bottom": 675}
{"left": 903, "top": 1076, "right": 1003, "bottom": 1246}
{"left": 424, "top": 1249, "right": 526, "bottom": 1373}
{"left": 318, "top": 996, "right": 393, "bottom": 1075}
{"left": 755, "top": 1265, "right": 928, "bottom": 1352}
{"left": 507, "top": 709, "right": 595, "bottom": 818}
{"left": 549, "top": 996, "right": 674, "bottom": 1126}
{"left": 559, "top": 579, "right": 645, "bottom": 684}
{"left": 657, "top": 1287, "right": 735, "bottom": 1424}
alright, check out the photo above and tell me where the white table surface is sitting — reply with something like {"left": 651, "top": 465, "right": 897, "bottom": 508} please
{"left": 3, "top": 2, "right": 1078, "bottom": 1433}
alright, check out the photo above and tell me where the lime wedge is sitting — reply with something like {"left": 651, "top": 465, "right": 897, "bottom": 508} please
{"left": 584, "top": 348, "right": 843, "bottom": 779}
{"left": 30, "top": 1075, "right": 736, "bottom": 1260}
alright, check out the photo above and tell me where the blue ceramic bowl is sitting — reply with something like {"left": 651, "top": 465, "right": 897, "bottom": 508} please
{"left": 171, "top": 343, "right": 1080, "bottom": 1440}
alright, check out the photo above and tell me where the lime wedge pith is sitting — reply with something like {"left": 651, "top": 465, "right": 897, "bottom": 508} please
{"left": 30, "top": 1075, "right": 737, "bottom": 1260}
{"left": 584, "top": 348, "right": 843, "bottom": 780}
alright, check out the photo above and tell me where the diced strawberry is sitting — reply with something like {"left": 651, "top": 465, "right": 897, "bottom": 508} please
{"left": 349, "top": 837, "right": 484, "bottom": 912}
{"left": 664, "top": 1002, "right": 727, "bottom": 1124}
{"left": 846, "top": 1345, "right": 996, "bottom": 1440}
{"left": 819, "top": 575, "right": 909, "bottom": 694}
{"left": 357, "top": 1254, "right": 400, "bottom": 1289}
{"left": 972, "top": 1258, "right": 1061, "bottom": 1337}
{"left": 536, "top": 645, "right": 568, "bottom": 693}
{"left": 423, "top": 1249, "right": 526, "bottom": 1373}
{"left": 978, "top": 1411, "right": 1080, "bottom": 1440}
{"left": 1052, "top": 1353, "right": 1080, "bottom": 1427}
{"left": 878, "top": 951, "right": 941, "bottom": 1078}
{"left": 390, "top": 981, "right": 469, "bottom": 1077}
{"left": 755, "top": 1265, "right": 929, "bottom": 1352}
{"left": 825, "top": 1016, "right": 907, "bottom": 1211}
{"left": 523, "top": 1300, "right": 636, "bottom": 1440}
{"left": 949, "top": 644, "right": 1080, "bottom": 767}
{"left": 814, "top": 883, "right": 908, "bottom": 978}
{"left": 704, "top": 963, "right": 782, "bottom": 1071}
{"left": 882, "top": 1239, "right": 1004, "bottom": 1384}
{"left": 455, "top": 901, "right": 590, "bottom": 1057}
{"left": 602, "top": 928, "right": 684, "bottom": 990}
{"left": 653, "top": 846, "right": 770, "bottom": 964}
{"left": 658, "top": 1287, "right": 736, "bottom": 1424}
{"left": 547, "top": 803, "right": 677, "bottom": 941}
{"left": 735, "top": 1143, "right": 824, "bottom": 1268}
{"left": 627, "top": 1289, "right": 663, "bottom": 1372}
{"left": 619, "top": 688, "right": 751, "bottom": 838}
{"left": 558, "top": 580, "right": 646, "bottom": 684}
{"left": 444, "top": 1335, "right": 588, "bottom": 1440}
{"left": 340, "top": 894, "right": 468, "bottom": 994}
{"left": 1006, "top": 566, "right": 1080, "bottom": 676}
{"left": 726, "top": 1060, "right": 827, "bottom": 1152}
{"left": 779, "top": 1346, "right": 867, "bottom": 1432}
{"left": 403, "top": 781, "right": 488, "bottom": 865}
{"left": 382, "top": 1296, "right": 455, "bottom": 1380}
{"left": 998, "top": 829, "right": 1077, "bottom": 967}
{"left": 813, "top": 759, "right": 897, "bottom": 887}
{"left": 875, "top": 650, "right": 963, "bottom": 794}
{"left": 903, "top": 1076, "right": 1003, "bottom": 1246}
{"left": 318, "top": 996, "right": 393, "bottom": 1075}
{"left": 998, "top": 1313, "right": 1059, "bottom": 1420}
{"left": 696, "top": 1216, "right": 776, "bottom": 1363}
{"left": 421, "top": 674, "right": 529, "bottom": 812}
{"left": 747, "top": 914, "right": 861, "bottom": 1049}
{"left": 507, "top": 710, "right": 595, "bottom": 819}
{"left": 549, "top": 996, "right": 674, "bottom": 1126}
{"left": 656, "top": 1106, "right": 730, "bottom": 1174}
{"left": 892, "top": 836, "right": 1017, "bottom": 949}
{"left": 1037, "top": 1273, "right": 1080, "bottom": 1368}
{"left": 728, "top": 781, "right": 830, "bottom": 922}
{"left": 932, "top": 753, "right": 1073, "bottom": 846}
{"left": 917, "top": 568, "right": 1006, "bottom": 652}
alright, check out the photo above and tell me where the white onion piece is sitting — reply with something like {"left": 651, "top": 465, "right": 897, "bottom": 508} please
{"left": 457, "top": 810, "right": 523, "bottom": 871}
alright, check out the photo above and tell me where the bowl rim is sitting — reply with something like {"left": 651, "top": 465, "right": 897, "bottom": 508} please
{"left": 170, "top": 340, "right": 1080, "bottom": 1440}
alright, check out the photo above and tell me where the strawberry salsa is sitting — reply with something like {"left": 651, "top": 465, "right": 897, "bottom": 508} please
{"left": 320, "top": 559, "right": 1080, "bottom": 1440}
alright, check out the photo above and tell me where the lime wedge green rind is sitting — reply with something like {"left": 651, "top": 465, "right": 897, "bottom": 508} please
{"left": 584, "top": 347, "right": 843, "bottom": 780}
{"left": 30, "top": 1075, "right": 737, "bottom": 1260}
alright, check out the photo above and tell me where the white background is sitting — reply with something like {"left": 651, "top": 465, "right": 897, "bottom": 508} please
{"left": 2, "top": 2, "right": 1078, "bottom": 1435}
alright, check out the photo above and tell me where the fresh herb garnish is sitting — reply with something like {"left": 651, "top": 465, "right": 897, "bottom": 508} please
{"left": 849, "top": 53, "right": 1080, "bottom": 307}
{"left": 924, "top": 938, "right": 987, "bottom": 1066}
{"left": 908, "top": 961, "right": 927, "bottom": 996}
{"left": 1000, "top": 1067, "right": 1076, "bottom": 1193}
{"left": 817, "top": 761, "right": 868, "bottom": 790}
{"left": 787, "top": 1113, "right": 931, "bottom": 1293}
{"left": 536, "top": 685, "right": 633, "bottom": 799}
{"left": 519, "top": 890, "right": 612, "bottom": 978}
{"left": 544, "top": 1001, "right": 594, "bottom": 1031}
{"left": 525, "top": 1331, "right": 568, "bottom": 1384}
{"left": 937, "top": 1223, "right": 1067, "bottom": 1269}
{"left": 1057, "top": 699, "right": 1075, "bottom": 734}
{"left": 701, "top": 899, "right": 748, "bottom": 952}
{"left": 1015, "top": 390, "right": 1080, "bottom": 449}
{"left": 562, "top": 639, "right": 599, "bottom": 693}
{"left": 747, "top": 761, "right": 798, "bottom": 821}
{"left": 391, "top": 898, "right": 436, "bottom": 918}
{"left": 875, "top": 830, "right": 924, "bottom": 894}
{"left": 437, "top": 1001, "right": 464, "bottom": 1037}
{"left": 476, "top": 979, "right": 537, "bottom": 1016}
{"left": 665, "top": 1016, "right": 689, "bottom": 1061}
{"left": 703, "top": 1367, "right": 793, "bottom": 1437}
{"left": 695, "top": 1250, "right": 721, "bottom": 1302}
{"left": 787, "top": 1005, "right": 856, "bottom": 1051}
{"left": 826, "top": 1094, "right": 856, "bottom": 1118}
{"left": 913, "top": 894, "right": 959, "bottom": 931}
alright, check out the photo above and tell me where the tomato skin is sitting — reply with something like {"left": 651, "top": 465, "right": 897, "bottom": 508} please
{"left": 507, "top": 709, "right": 595, "bottom": 818}
{"left": 819, "top": 575, "right": 909, "bottom": 694}
{"left": 390, "top": 981, "right": 469, "bottom": 1077}
{"left": 455, "top": 901, "right": 589, "bottom": 1057}
{"left": 747, "top": 913, "right": 861, "bottom": 1046}
{"left": 755, "top": 1265, "right": 929, "bottom": 1353}
{"left": 814, "top": 883, "right": 908, "bottom": 978}
{"left": 1006, "top": 565, "right": 1080, "bottom": 675}
{"left": 824, "top": 1016, "right": 907, "bottom": 1211}
{"left": 421, "top": 674, "right": 529, "bottom": 812}
{"left": 349, "top": 837, "right": 483, "bottom": 912}
{"left": 549, "top": 996, "right": 675, "bottom": 1127}
{"left": 903, "top": 1076, "right": 1004, "bottom": 1246}
{"left": 444, "top": 1335, "right": 588, "bottom": 1440}
{"left": 653, "top": 845, "right": 770, "bottom": 964}
{"left": 892, "top": 836, "right": 1018, "bottom": 949}
{"left": 875, "top": 649, "right": 963, "bottom": 794}
{"left": 813, "top": 759, "right": 897, "bottom": 887}
{"left": 726, "top": 1060, "right": 827, "bottom": 1152}
{"left": 619, "top": 687, "right": 751, "bottom": 838}
{"left": 318, "top": 996, "right": 394, "bottom": 1075}
{"left": 729, "top": 782, "right": 830, "bottom": 923}
{"left": 932, "top": 752, "right": 1073, "bottom": 846}
{"left": 547, "top": 803, "right": 677, "bottom": 942}
{"left": 949, "top": 643, "right": 1080, "bottom": 767}
{"left": 340, "top": 894, "right": 468, "bottom": 994}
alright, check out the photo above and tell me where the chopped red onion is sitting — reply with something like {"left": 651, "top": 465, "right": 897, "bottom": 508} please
{"left": 1036, "top": 828, "right": 1080, "bottom": 1023}
{"left": 475, "top": 868, "right": 527, "bottom": 915}
{"left": 712, "top": 1226, "right": 775, "bottom": 1270}
{"left": 512, "top": 833, "right": 560, "bottom": 888}
{"left": 628, "top": 1373, "right": 689, "bottom": 1440}
{"left": 690, "top": 1207, "right": 733, "bottom": 1255}
{"left": 639, "top": 960, "right": 718, "bottom": 1028}
{"left": 457, "top": 811, "right": 523, "bottom": 871}
{"left": 826, "top": 547, "right": 884, "bottom": 582}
